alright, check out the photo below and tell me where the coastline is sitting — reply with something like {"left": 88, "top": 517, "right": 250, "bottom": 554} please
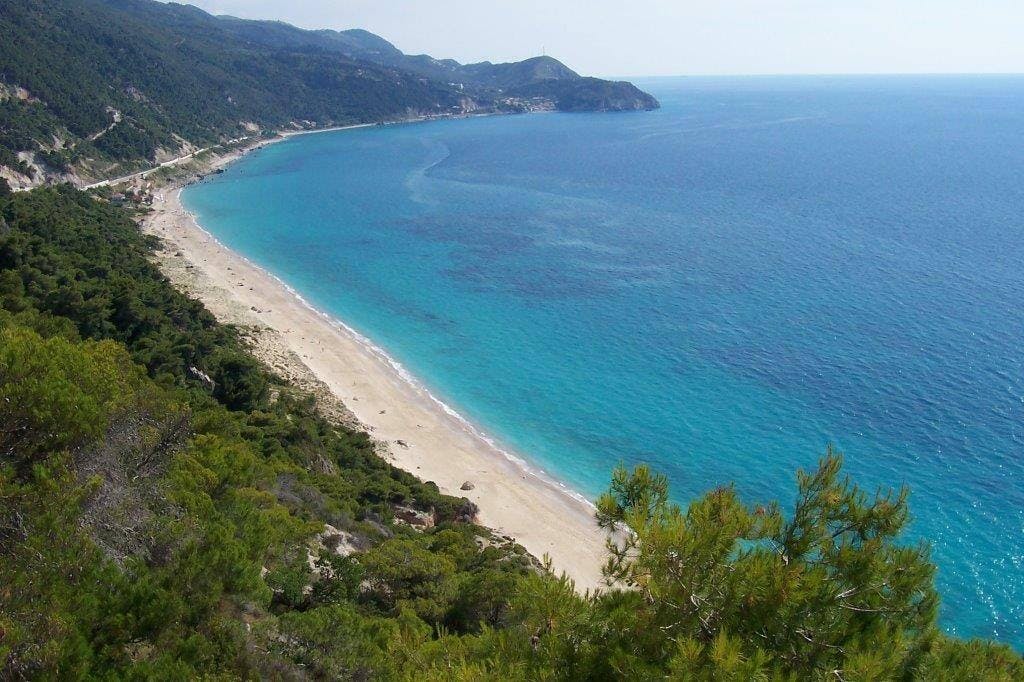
{"left": 140, "top": 138, "right": 609, "bottom": 591}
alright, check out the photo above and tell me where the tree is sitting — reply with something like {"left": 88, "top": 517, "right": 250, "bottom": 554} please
{"left": 914, "top": 637, "right": 1024, "bottom": 681}
{"left": 0, "top": 326, "right": 138, "bottom": 472}
{"left": 209, "top": 348, "right": 269, "bottom": 412}
{"left": 360, "top": 536, "right": 459, "bottom": 623}
{"left": 2, "top": 185, "right": 1020, "bottom": 679}
{"left": 595, "top": 449, "right": 939, "bottom": 678}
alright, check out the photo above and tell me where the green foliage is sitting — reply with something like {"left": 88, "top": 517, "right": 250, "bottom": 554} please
{"left": 265, "top": 553, "right": 313, "bottom": 610}
{"left": 361, "top": 536, "right": 459, "bottom": 622}
{"left": 1, "top": 460, "right": 108, "bottom": 678}
{"left": 208, "top": 347, "right": 269, "bottom": 411}
{"left": 587, "top": 452, "right": 993, "bottom": 679}
{"left": 0, "top": 0, "right": 656, "bottom": 181}
{"left": 0, "top": 187, "right": 533, "bottom": 678}
{"left": 309, "top": 552, "right": 365, "bottom": 606}
{"left": 0, "top": 326, "right": 138, "bottom": 471}
{"left": 914, "top": 637, "right": 1024, "bottom": 681}
{"left": 260, "top": 604, "right": 398, "bottom": 679}
{"left": 0, "top": 99, "right": 64, "bottom": 178}
{"left": 0, "top": 185, "right": 266, "bottom": 400}
{"left": 0, "top": 0, "right": 465, "bottom": 175}
{"left": 0, "top": 186, "right": 1020, "bottom": 678}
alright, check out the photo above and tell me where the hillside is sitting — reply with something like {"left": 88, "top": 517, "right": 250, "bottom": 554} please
{"left": 2, "top": 1, "right": 1022, "bottom": 678}
{"left": 0, "top": 0, "right": 657, "bottom": 188}
{"left": 177, "top": 12, "right": 653, "bottom": 102}
{"left": 0, "top": 175, "right": 1021, "bottom": 677}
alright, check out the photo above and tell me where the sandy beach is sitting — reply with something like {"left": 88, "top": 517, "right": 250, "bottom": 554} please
{"left": 140, "top": 139, "right": 608, "bottom": 590}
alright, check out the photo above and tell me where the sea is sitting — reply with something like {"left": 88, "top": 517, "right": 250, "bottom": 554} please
{"left": 183, "top": 75, "right": 1024, "bottom": 647}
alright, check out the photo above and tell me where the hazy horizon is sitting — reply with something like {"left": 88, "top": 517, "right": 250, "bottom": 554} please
{"left": 174, "top": 0, "right": 1024, "bottom": 78}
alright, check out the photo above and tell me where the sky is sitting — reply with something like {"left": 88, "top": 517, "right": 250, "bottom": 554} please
{"left": 177, "top": 1, "right": 1024, "bottom": 77}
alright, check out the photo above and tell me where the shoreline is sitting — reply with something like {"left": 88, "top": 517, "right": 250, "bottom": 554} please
{"left": 141, "top": 136, "right": 609, "bottom": 590}
{"left": 78, "top": 111, "right": 510, "bottom": 192}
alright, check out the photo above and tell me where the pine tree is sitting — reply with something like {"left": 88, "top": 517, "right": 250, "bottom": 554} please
{"left": 596, "top": 449, "right": 939, "bottom": 678}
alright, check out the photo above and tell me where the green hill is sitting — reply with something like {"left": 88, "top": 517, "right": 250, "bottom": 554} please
{"left": 0, "top": 0, "right": 657, "bottom": 187}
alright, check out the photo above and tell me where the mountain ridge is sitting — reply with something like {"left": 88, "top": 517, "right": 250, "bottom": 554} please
{"left": 174, "top": 6, "right": 656, "bottom": 108}
{"left": 0, "top": 0, "right": 658, "bottom": 188}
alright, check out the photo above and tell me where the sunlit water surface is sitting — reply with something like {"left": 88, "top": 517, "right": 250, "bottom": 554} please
{"left": 185, "top": 75, "right": 1024, "bottom": 646}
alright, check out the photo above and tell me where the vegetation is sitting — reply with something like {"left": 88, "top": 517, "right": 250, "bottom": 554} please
{"left": 0, "top": 186, "right": 532, "bottom": 678}
{"left": 0, "top": 185, "right": 1019, "bottom": 678}
{"left": 0, "top": 0, "right": 465, "bottom": 183}
{"left": 0, "top": 0, "right": 656, "bottom": 185}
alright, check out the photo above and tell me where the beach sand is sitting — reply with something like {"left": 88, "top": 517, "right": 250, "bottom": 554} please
{"left": 140, "top": 144, "right": 608, "bottom": 590}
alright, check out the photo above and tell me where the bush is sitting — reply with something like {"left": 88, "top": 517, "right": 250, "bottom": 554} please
{"left": 0, "top": 326, "right": 139, "bottom": 472}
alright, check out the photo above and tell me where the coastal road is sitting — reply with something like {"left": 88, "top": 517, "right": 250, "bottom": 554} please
{"left": 82, "top": 146, "right": 213, "bottom": 190}
{"left": 12, "top": 123, "right": 400, "bottom": 194}
{"left": 11, "top": 123, "right": 380, "bottom": 194}
{"left": 82, "top": 137, "right": 252, "bottom": 190}
{"left": 81, "top": 124, "right": 380, "bottom": 191}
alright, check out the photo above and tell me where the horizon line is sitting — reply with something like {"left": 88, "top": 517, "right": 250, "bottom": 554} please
{"left": 603, "top": 71, "right": 1024, "bottom": 80}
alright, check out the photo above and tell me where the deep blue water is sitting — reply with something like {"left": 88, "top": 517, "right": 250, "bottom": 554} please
{"left": 184, "top": 76, "right": 1024, "bottom": 647}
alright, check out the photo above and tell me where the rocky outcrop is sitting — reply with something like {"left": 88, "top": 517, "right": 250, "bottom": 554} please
{"left": 394, "top": 505, "right": 435, "bottom": 529}
{"left": 453, "top": 498, "right": 479, "bottom": 524}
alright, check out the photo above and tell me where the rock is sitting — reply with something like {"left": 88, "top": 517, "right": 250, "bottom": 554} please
{"left": 393, "top": 505, "right": 435, "bottom": 529}
{"left": 460, "top": 481, "right": 475, "bottom": 491}
{"left": 453, "top": 499, "right": 479, "bottom": 524}
{"left": 317, "top": 524, "right": 361, "bottom": 558}
{"left": 188, "top": 365, "right": 215, "bottom": 390}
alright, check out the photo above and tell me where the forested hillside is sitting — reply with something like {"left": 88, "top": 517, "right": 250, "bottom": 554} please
{"left": 0, "top": 1, "right": 1019, "bottom": 678}
{"left": 0, "top": 0, "right": 657, "bottom": 188}
{"left": 0, "top": 0, "right": 465, "bottom": 185}
{"left": 0, "top": 177, "right": 1020, "bottom": 680}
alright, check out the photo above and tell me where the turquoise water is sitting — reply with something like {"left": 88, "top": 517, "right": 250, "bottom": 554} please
{"left": 184, "top": 76, "right": 1024, "bottom": 647}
